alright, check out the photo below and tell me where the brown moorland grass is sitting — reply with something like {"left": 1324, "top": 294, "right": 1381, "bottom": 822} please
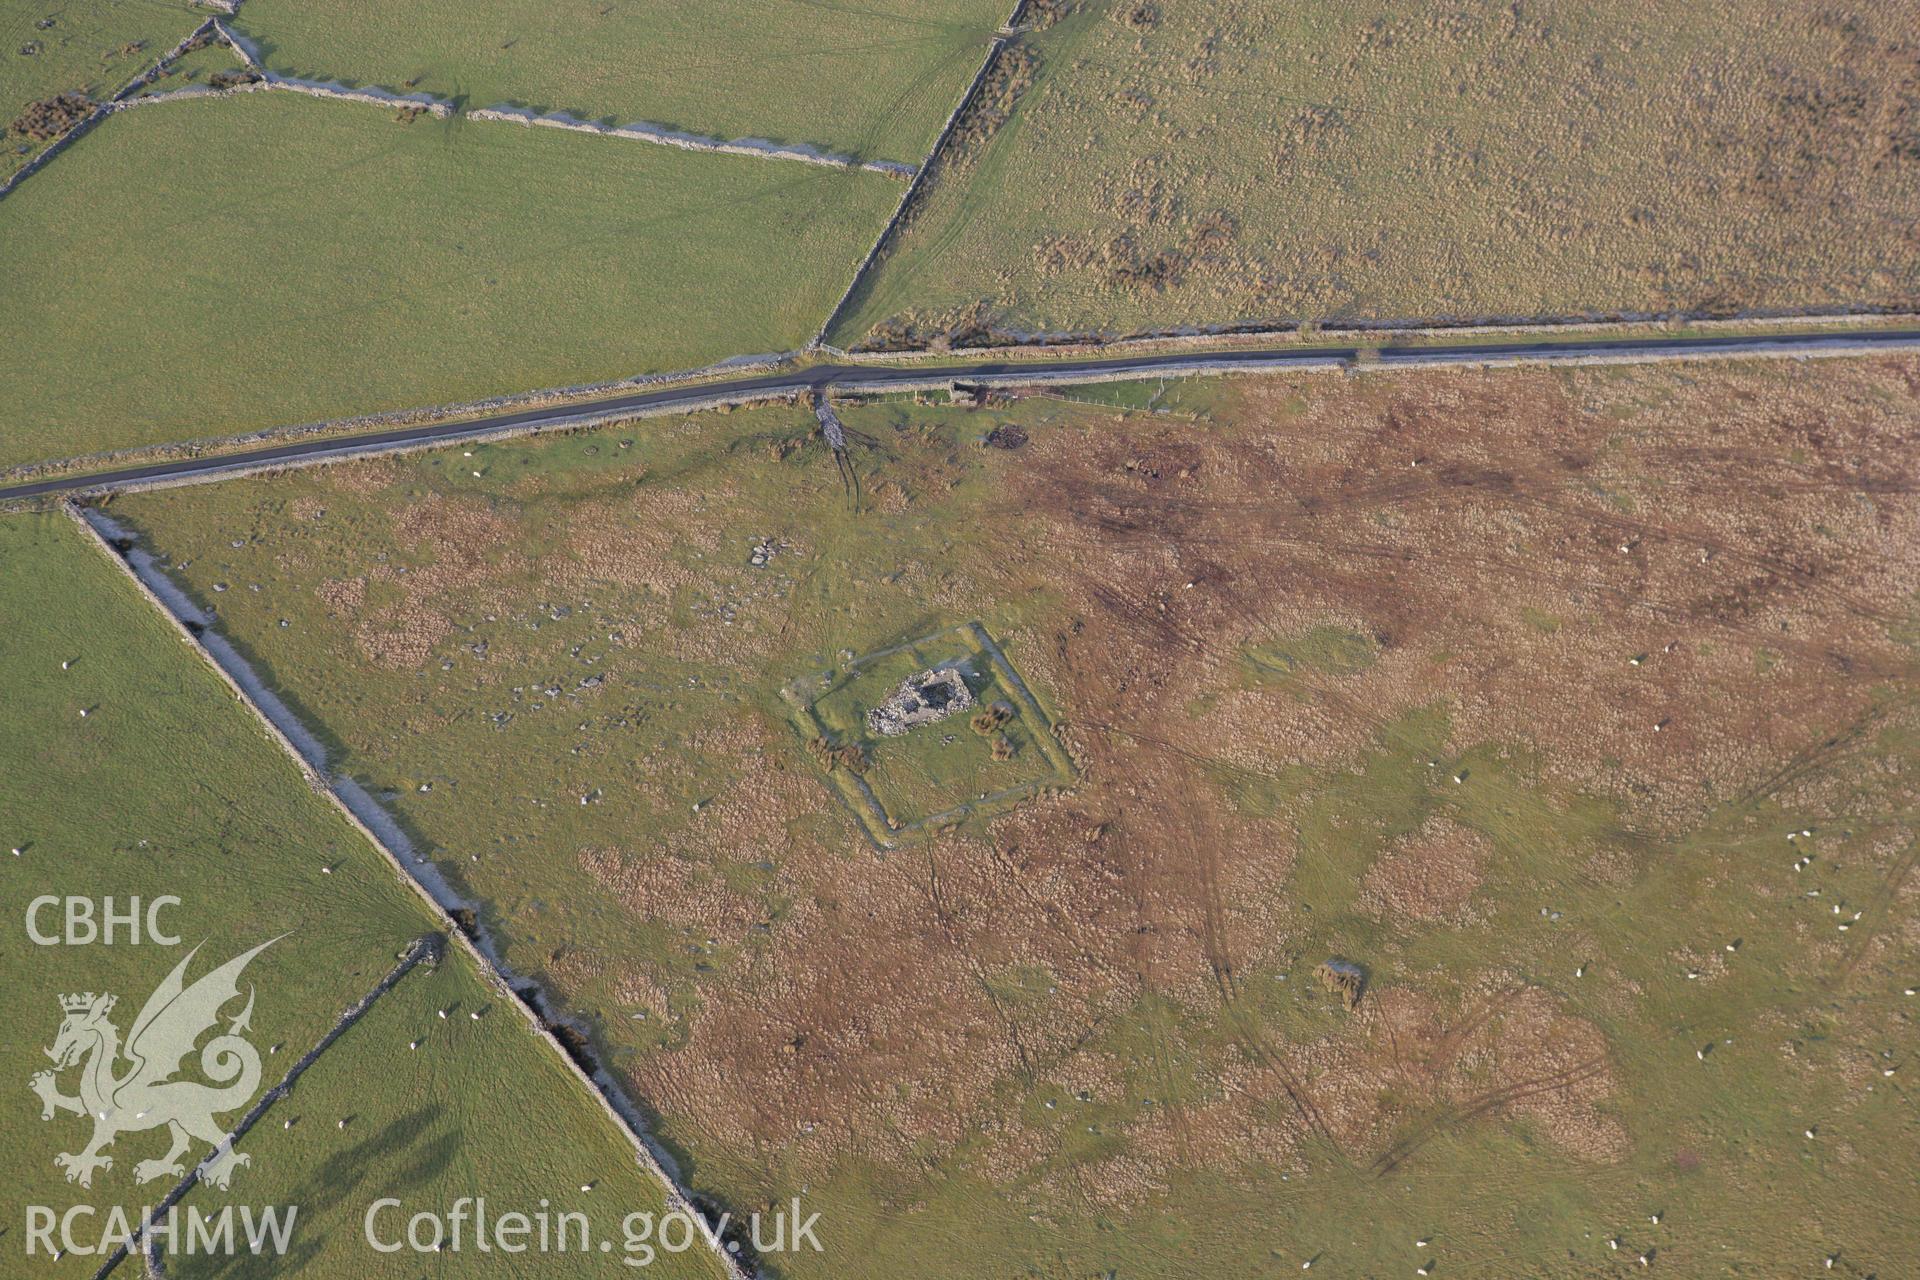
{"left": 115, "top": 356, "right": 1920, "bottom": 1277}
{"left": 833, "top": 0, "right": 1920, "bottom": 347}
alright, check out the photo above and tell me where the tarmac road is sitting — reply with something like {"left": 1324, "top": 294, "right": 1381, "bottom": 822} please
{"left": 5, "top": 327, "right": 1918, "bottom": 501}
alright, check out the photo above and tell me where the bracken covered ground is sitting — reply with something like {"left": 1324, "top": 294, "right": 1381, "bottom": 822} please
{"left": 115, "top": 356, "right": 1920, "bottom": 1276}
{"left": 834, "top": 0, "right": 1920, "bottom": 346}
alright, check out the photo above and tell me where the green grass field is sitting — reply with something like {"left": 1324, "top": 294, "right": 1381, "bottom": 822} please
{"left": 230, "top": 0, "right": 1012, "bottom": 165}
{"left": 0, "top": 512, "right": 715, "bottom": 1277}
{"left": 134, "top": 36, "right": 253, "bottom": 97}
{"left": 165, "top": 956, "right": 725, "bottom": 1278}
{"left": 1, "top": 0, "right": 202, "bottom": 177}
{"left": 109, "top": 357, "right": 1920, "bottom": 1278}
{"left": 0, "top": 89, "right": 899, "bottom": 474}
{"left": 832, "top": 0, "right": 1920, "bottom": 346}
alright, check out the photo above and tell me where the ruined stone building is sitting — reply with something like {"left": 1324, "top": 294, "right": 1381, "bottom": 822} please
{"left": 867, "top": 667, "right": 973, "bottom": 737}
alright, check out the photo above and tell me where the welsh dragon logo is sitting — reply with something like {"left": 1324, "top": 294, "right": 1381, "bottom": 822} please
{"left": 31, "top": 938, "right": 278, "bottom": 1190}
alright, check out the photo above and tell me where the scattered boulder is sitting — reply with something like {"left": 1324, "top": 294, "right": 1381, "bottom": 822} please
{"left": 1316, "top": 958, "right": 1366, "bottom": 1010}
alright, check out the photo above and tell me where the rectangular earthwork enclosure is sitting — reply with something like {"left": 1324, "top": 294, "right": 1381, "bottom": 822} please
{"left": 784, "top": 620, "right": 1074, "bottom": 847}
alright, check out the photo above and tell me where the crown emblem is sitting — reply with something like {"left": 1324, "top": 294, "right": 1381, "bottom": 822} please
{"left": 36, "top": 938, "right": 279, "bottom": 1192}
